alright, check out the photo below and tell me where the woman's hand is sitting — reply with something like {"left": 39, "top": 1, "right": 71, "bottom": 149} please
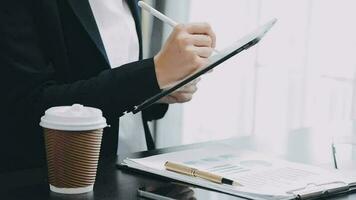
{"left": 154, "top": 23, "right": 216, "bottom": 89}
{"left": 158, "top": 78, "right": 200, "bottom": 104}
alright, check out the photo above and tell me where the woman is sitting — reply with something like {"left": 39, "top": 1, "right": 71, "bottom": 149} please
{"left": 0, "top": 0, "right": 216, "bottom": 171}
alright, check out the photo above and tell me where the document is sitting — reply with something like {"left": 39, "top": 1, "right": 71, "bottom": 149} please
{"left": 122, "top": 144, "right": 356, "bottom": 200}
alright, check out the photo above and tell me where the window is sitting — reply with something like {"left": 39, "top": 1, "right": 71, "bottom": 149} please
{"left": 155, "top": 0, "right": 356, "bottom": 164}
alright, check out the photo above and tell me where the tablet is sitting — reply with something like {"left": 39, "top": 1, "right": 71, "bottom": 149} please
{"left": 133, "top": 18, "right": 277, "bottom": 114}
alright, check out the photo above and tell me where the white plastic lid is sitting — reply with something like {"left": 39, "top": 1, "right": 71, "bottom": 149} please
{"left": 40, "top": 104, "right": 107, "bottom": 131}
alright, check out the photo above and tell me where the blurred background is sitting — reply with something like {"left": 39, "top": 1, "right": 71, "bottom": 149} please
{"left": 141, "top": 0, "right": 356, "bottom": 165}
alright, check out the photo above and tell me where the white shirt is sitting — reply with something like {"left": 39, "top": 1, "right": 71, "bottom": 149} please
{"left": 89, "top": 0, "right": 148, "bottom": 155}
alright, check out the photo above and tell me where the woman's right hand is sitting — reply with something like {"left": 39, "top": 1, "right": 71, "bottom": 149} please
{"left": 154, "top": 23, "right": 216, "bottom": 89}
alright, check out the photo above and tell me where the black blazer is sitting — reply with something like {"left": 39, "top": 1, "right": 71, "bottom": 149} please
{"left": 0, "top": 0, "right": 168, "bottom": 172}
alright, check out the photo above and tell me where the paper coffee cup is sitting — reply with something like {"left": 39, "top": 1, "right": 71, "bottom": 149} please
{"left": 40, "top": 104, "right": 107, "bottom": 194}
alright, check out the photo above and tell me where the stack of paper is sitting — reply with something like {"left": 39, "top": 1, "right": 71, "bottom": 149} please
{"left": 122, "top": 144, "right": 356, "bottom": 200}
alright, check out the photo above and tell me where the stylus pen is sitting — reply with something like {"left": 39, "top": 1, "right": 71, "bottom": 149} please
{"left": 138, "top": 1, "right": 220, "bottom": 54}
{"left": 165, "top": 161, "right": 243, "bottom": 186}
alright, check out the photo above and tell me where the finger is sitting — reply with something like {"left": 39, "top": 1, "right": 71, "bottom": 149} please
{"left": 175, "top": 93, "right": 193, "bottom": 103}
{"left": 186, "top": 23, "right": 216, "bottom": 48}
{"left": 184, "top": 79, "right": 200, "bottom": 88}
{"left": 190, "top": 77, "right": 201, "bottom": 84}
{"left": 174, "top": 79, "right": 200, "bottom": 93}
{"left": 160, "top": 95, "right": 179, "bottom": 104}
{"left": 191, "top": 56, "right": 209, "bottom": 70}
{"left": 183, "top": 85, "right": 198, "bottom": 93}
{"left": 191, "top": 34, "right": 212, "bottom": 47}
{"left": 192, "top": 46, "right": 213, "bottom": 58}
{"left": 174, "top": 84, "right": 198, "bottom": 94}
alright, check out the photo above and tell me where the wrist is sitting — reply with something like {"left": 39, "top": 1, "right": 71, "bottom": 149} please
{"left": 154, "top": 53, "right": 170, "bottom": 89}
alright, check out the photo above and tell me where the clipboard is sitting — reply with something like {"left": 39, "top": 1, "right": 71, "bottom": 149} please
{"left": 133, "top": 18, "right": 277, "bottom": 114}
{"left": 121, "top": 144, "right": 356, "bottom": 200}
{"left": 286, "top": 181, "right": 355, "bottom": 199}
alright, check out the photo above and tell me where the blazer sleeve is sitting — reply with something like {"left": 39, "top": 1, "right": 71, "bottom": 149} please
{"left": 142, "top": 103, "right": 169, "bottom": 121}
{"left": 0, "top": 1, "right": 161, "bottom": 126}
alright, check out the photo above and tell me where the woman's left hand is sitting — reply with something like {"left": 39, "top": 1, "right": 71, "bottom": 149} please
{"left": 158, "top": 78, "right": 200, "bottom": 104}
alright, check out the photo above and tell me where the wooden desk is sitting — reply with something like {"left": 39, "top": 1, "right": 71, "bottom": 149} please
{"left": 0, "top": 137, "right": 355, "bottom": 200}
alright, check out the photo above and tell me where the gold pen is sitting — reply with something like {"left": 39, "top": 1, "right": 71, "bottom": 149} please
{"left": 164, "top": 161, "right": 243, "bottom": 186}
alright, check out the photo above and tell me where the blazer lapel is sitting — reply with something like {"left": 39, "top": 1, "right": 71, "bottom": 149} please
{"left": 40, "top": 0, "right": 71, "bottom": 82}
{"left": 66, "top": 0, "right": 109, "bottom": 64}
{"left": 126, "top": 0, "right": 143, "bottom": 59}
